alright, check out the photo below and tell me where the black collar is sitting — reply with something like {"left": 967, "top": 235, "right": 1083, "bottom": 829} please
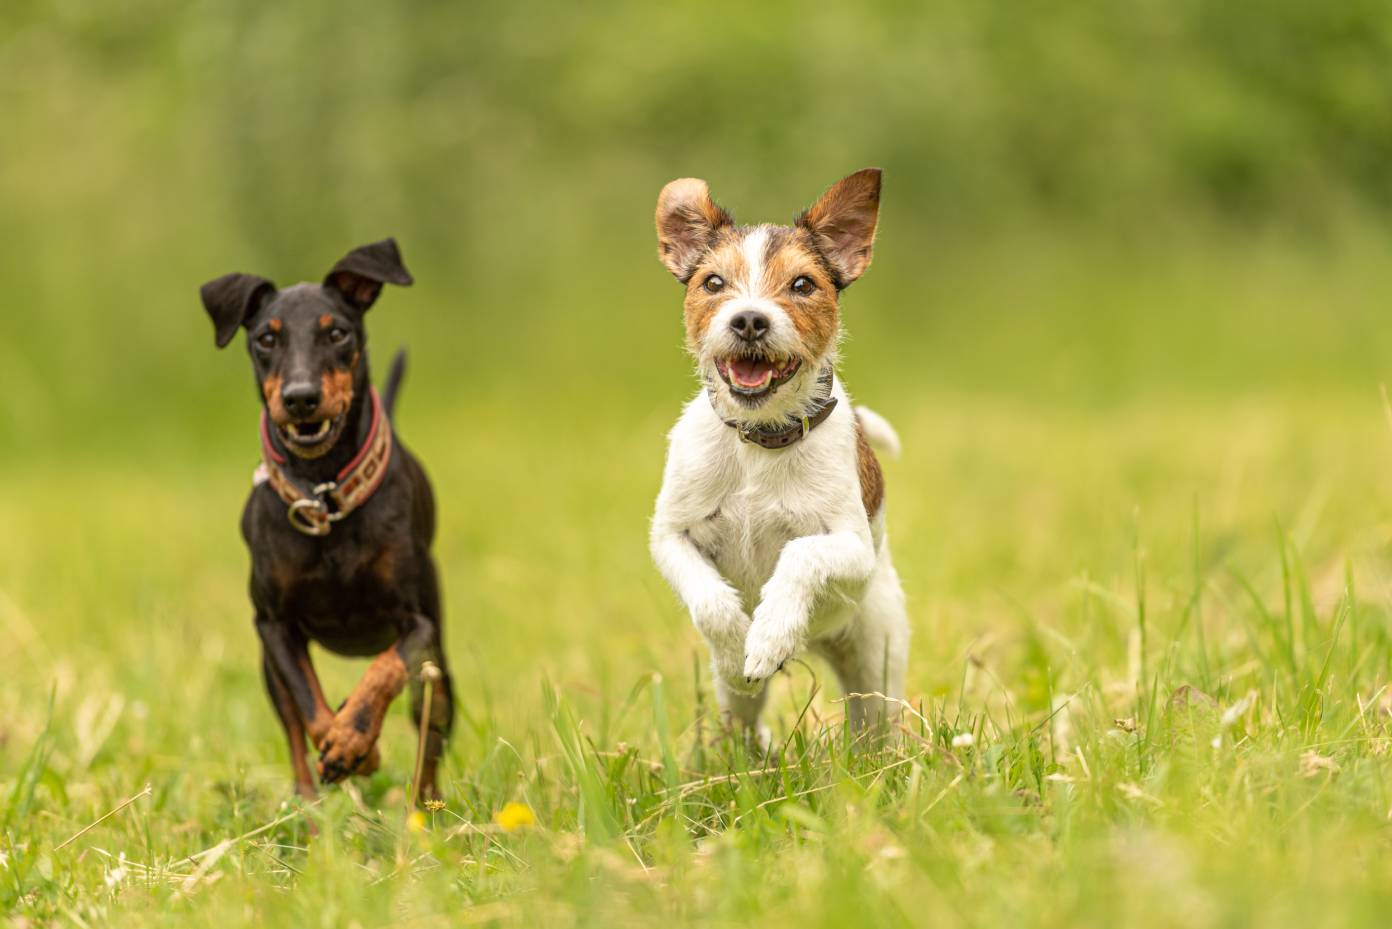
{"left": 709, "top": 367, "right": 839, "bottom": 450}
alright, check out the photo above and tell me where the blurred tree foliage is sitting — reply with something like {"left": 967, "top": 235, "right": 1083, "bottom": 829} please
{"left": 1, "top": 0, "right": 1389, "bottom": 447}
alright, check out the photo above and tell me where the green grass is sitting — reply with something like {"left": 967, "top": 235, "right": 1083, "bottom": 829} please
{"left": 6, "top": 231, "right": 1392, "bottom": 927}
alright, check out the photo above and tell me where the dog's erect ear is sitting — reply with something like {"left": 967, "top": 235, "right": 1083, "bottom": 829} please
{"left": 655, "top": 178, "right": 734, "bottom": 282}
{"left": 324, "top": 238, "right": 414, "bottom": 312}
{"left": 200, "top": 273, "right": 276, "bottom": 348}
{"left": 796, "top": 168, "right": 882, "bottom": 288}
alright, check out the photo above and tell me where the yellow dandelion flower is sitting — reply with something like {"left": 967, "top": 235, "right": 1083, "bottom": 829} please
{"left": 493, "top": 801, "right": 536, "bottom": 832}
{"left": 407, "top": 810, "right": 427, "bottom": 833}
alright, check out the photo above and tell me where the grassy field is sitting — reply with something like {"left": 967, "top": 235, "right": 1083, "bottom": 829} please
{"left": 6, "top": 3, "right": 1392, "bottom": 926}
{"left": 6, "top": 227, "right": 1392, "bottom": 927}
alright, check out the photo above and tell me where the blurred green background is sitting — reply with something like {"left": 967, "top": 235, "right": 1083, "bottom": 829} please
{"left": 4, "top": 0, "right": 1392, "bottom": 462}
{"left": 6, "top": 3, "right": 1392, "bottom": 925}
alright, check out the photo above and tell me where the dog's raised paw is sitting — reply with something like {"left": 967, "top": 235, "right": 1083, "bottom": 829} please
{"left": 742, "top": 629, "right": 796, "bottom": 685}
{"left": 316, "top": 718, "right": 381, "bottom": 784}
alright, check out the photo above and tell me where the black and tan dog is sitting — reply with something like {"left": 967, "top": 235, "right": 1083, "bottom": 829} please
{"left": 200, "top": 239, "right": 452, "bottom": 799}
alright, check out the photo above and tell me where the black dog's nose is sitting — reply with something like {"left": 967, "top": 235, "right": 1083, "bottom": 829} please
{"left": 281, "top": 383, "right": 322, "bottom": 418}
{"left": 729, "top": 310, "right": 769, "bottom": 342}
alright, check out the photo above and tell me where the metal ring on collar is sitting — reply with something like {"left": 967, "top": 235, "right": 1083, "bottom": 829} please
{"left": 287, "top": 497, "right": 331, "bottom": 536}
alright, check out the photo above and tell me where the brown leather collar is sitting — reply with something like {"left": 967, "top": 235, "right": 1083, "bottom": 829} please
{"left": 711, "top": 367, "right": 838, "bottom": 450}
{"left": 255, "top": 388, "right": 393, "bottom": 536}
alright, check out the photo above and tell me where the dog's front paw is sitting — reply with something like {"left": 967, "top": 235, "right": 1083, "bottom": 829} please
{"left": 690, "top": 588, "right": 751, "bottom": 651}
{"left": 316, "top": 712, "right": 382, "bottom": 784}
{"left": 714, "top": 651, "right": 766, "bottom": 697}
{"left": 742, "top": 610, "right": 802, "bottom": 686}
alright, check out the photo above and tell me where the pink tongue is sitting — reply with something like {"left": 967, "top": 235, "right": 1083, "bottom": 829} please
{"left": 731, "top": 358, "right": 773, "bottom": 386}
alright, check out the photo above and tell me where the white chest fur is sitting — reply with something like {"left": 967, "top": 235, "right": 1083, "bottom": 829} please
{"left": 656, "top": 383, "right": 876, "bottom": 615}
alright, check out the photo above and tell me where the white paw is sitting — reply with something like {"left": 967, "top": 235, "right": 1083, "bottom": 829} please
{"left": 742, "top": 603, "right": 803, "bottom": 685}
{"left": 714, "top": 650, "right": 764, "bottom": 696}
{"left": 689, "top": 587, "right": 750, "bottom": 651}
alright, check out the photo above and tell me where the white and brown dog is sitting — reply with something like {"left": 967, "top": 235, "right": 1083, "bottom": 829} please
{"left": 650, "top": 168, "right": 909, "bottom": 740}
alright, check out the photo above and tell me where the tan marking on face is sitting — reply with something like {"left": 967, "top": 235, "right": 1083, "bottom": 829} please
{"left": 320, "top": 368, "right": 354, "bottom": 419}
{"left": 855, "top": 420, "right": 885, "bottom": 517}
{"left": 262, "top": 373, "right": 289, "bottom": 425}
{"left": 761, "top": 230, "right": 839, "bottom": 357}
{"left": 682, "top": 227, "right": 744, "bottom": 348}
{"left": 319, "top": 313, "right": 333, "bottom": 329}
{"left": 267, "top": 318, "right": 282, "bottom": 333}
{"left": 682, "top": 226, "right": 840, "bottom": 360}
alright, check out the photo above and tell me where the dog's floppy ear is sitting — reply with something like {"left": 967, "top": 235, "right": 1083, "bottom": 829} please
{"left": 655, "top": 178, "right": 733, "bottom": 282}
{"left": 200, "top": 273, "right": 276, "bottom": 348}
{"left": 324, "top": 238, "right": 414, "bottom": 312}
{"left": 796, "top": 168, "right": 882, "bottom": 288}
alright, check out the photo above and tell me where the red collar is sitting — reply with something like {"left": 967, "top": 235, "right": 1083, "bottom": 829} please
{"left": 257, "top": 388, "right": 394, "bottom": 536}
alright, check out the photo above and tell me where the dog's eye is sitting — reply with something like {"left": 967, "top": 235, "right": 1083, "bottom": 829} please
{"left": 255, "top": 332, "right": 277, "bottom": 350}
{"left": 702, "top": 274, "right": 725, "bottom": 294}
{"left": 791, "top": 276, "right": 816, "bottom": 296}
{"left": 328, "top": 327, "right": 350, "bottom": 345}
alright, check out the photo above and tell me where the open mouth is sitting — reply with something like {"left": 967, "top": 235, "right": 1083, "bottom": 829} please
{"left": 278, "top": 415, "right": 344, "bottom": 453}
{"left": 714, "top": 353, "right": 803, "bottom": 403}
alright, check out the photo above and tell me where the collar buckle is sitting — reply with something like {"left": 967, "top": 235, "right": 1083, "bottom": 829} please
{"left": 286, "top": 483, "right": 346, "bottom": 536}
{"left": 287, "top": 497, "right": 332, "bottom": 536}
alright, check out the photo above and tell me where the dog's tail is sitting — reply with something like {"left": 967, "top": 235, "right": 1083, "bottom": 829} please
{"left": 382, "top": 348, "right": 407, "bottom": 419}
{"left": 855, "top": 406, "right": 901, "bottom": 459}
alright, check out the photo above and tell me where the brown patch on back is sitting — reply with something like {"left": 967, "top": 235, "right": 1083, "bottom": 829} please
{"left": 320, "top": 368, "right": 354, "bottom": 419}
{"left": 318, "top": 313, "right": 333, "bottom": 329}
{"left": 855, "top": 419, "right": 885, "bottom": 517}
{"left": 262, "top": 373, "right": 288, "bottom": 424}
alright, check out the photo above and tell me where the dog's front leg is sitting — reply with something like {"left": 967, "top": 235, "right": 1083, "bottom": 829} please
{"left": 256, "top": 616, "right": 337, "bottom": 740}
{"left": 257, "top": 616, "right": 349, "bottom": 796}
{"left": 316, "top": 612, "right": 438, "bottom": 784}
{"left": 651, "top": 526, "right": 759, "bottom": 698}
{"left": 744, "top": 529, "right": 876, "bottom": 685}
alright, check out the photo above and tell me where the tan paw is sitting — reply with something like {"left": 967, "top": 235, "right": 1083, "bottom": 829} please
{"left": 317, "top": 710, "right": 382, "bottom": 783}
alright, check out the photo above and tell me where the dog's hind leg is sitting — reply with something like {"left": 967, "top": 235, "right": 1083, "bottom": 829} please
{"left": 262, "top": 653, "right": 317, "bottom": 799}
{"left": 409, "top": 648, "right": 454, "bottom": 801}
{"left": 407, "top": 559, "right": 452, "bottom": 800}
{"left": 815, "top": 556, "right": 909, "bottom": 735}
{"left": 714, "top": 679, "right": 771, "bottom": 752}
